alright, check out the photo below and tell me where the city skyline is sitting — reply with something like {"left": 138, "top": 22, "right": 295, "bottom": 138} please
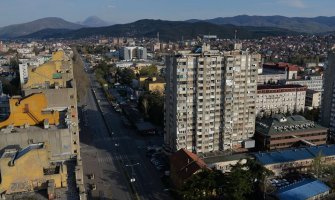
{"left": 1, "top": 0, "right": 335, "bottom": 27}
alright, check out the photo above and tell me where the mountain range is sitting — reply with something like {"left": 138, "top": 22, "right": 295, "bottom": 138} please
{"left": 2, "top": 15, "right": 335, "bottom": 40}
{"left": 20, "top": 19, "right": 299, "bottom": 41}
{"left": 0, "top": 17, "right": 84, "bottom": 38}
{"left": 187, "top": 15, "right": 335, "bottom": 33}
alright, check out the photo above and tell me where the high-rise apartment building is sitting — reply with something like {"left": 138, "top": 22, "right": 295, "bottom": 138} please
{"left": 164, "top": 44, "right": 261, "bottom": 154}
{"left": 120, "top": 46, "right": 147, "bottom": 61}
{"left": 320, "top": 52, "right": 335, "bottom": 137}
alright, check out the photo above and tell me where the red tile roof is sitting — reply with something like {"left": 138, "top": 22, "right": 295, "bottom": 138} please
{"left": 170, "top": 148, "right": 208, "bottom": 181}
{"left": 263, "top": 62, "right": 299, "bottom": 72}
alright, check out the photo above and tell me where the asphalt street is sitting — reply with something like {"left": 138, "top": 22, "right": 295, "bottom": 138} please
{"left": 79, "top": 66, "right": 171, "bottom": 200}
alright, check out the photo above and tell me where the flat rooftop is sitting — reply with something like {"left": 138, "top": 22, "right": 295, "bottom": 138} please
{"left": 5, "top": 161, "right": 80, "bottom": 200}
{"left": 0, "top": 110, "right": 71, "bottom": 133}
{"left": 275, "top": 179, "right": 330, "bottom": 200}
{"left": 254, "top": 144, "right": 335, "bottom": 165}
{"left": 202, "top": 153, "right": 251, "bottom": 164}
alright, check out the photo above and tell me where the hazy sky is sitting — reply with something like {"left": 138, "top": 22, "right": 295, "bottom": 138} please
{"left": 0, "top": 0, "right": 334, "bottom": 27}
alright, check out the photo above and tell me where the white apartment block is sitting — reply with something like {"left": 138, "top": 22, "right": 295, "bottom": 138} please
{"left": 305, "top": 89, "right": 322, "bottom": 109}
{"left": 164, "top": 44, "right": 261, "bottom": 154}
{"left": 120, "top": 46, "right": 147, "bottom": 61}
{"left": 256, "top": 85, "right": 306, "bottom": 116}
{"left": 281, "top": 75, "right": 323, "bottom": 92}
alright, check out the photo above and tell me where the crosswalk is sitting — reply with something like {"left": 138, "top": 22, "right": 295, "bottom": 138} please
{"left": 97, "top": 153, "right": 114, "bottom": 164}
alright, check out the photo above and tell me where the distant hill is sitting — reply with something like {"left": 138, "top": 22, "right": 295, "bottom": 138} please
{"left": 0, "top": 17, "right": 84, "bottom": 38}
{"left": 21, "top": 19, "right": 300, "bottom": 41}
{"left": 78, "top": 16, "right": 112, "bottom": 27}
{"left": 187, "top": 15, "right": 335, "bottom": 33}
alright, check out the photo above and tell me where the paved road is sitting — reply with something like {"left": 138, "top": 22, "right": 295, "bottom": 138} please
{"left": 80, "top": 67, "right": 170, "bottom": 200}
{"left": 80, "top": 79, "right": 132, "bottom": 200}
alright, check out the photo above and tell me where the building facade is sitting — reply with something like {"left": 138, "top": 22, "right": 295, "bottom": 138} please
{"left": 256, "top": 85, "right": 306, "bottom": 116}
{"left": 164, "top": 44, "right": 261, "bottom": 154}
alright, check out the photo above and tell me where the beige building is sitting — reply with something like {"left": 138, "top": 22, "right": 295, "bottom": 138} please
{"left": 144, "top": 77, "right": 166, "bottom": 93}
{"left": 164, "top": 44, "right": 261, "bottom": 154}
{"left": 256, "top": 84, "right": 307, "bottom": 116}
{"left": 306, "top": 89, "right": 322, "bottom": 109}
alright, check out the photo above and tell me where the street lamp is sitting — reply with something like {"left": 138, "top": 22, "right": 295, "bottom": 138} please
{"left": 125, "top": 163, "right": 140, "bottom": 182}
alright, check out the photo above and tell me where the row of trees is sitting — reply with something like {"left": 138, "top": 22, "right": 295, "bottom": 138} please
{"left": 93, "top": 62, "right": 165, "bottom": 126}
{"left": 94, "top": 61, "right": 137, "bottom": 86}
{"left": 78, "top": 45, "right": 111, "bottom": 55}
{"left": 1, "top": 75, "right": 20, "bottom": 96}
{"left": 138, "top": 91, "right": 164, "bottom": 126}
{"left": 178, "top": 159, "right": 274, "bottom": 200}
{"left": 139, "top": 65, "right": 158, "bottom": 77}
{"left": 264, "top": 54, "right": 323, "bottom": 66}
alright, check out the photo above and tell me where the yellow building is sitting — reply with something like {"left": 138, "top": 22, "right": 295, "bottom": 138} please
{"left": 144, "top": 77, "right": 166, "bottom": 93}
{"left": 22, "top": 50, "right": 73, "bottom": 89}
{"left": 139, "top": 76, "right": 149, "bottom": 88}
{"left": 0, "top": 93, "right": 59, "bottom": 129}
{"left": 0, "top": 143, "right": 67, "bottom": 194}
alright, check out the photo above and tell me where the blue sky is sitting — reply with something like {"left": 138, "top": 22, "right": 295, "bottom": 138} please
{"left": 0, "top": 0, "right": 334, "bottom": 27}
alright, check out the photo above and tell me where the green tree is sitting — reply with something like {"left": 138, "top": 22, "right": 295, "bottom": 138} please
{"left": 1, "top": 73, "right": 21, "bottom": 96}
{"left": 180, "top": 169, "right": 225, "bottom": 200}
{"left": 311, "top": 151, "right": 323, "bottom": 178}
{"left": 139, "top": 65, "right": 158, "bottom": 77}
{"left": 138, "top": 91, "right": 164, "bottom": 126}
{"left": 117, "top": 68, "right": 136, "bottom": 85}
{"left": 9, "top": 56, "right": 19, "bottom": 69}
{"left": 223, "top": 162, "right": 253, "bottom": 200}
{"left": 223, "top": 159, "right": 274, "bottom": 200}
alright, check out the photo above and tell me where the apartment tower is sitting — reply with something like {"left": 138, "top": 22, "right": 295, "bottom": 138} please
{"left": 320, "top": 52, "right": 335, "bottom": 137}
{"left": 164, "top": 44, "right": 261, "bottom": 154}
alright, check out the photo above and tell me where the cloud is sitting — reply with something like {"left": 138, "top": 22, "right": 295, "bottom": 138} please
{"left": 108, "top": 4, "right": 116, "bottom": 8}
{"left": 278, "top": 0, "right": 306, "bottom": 8}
